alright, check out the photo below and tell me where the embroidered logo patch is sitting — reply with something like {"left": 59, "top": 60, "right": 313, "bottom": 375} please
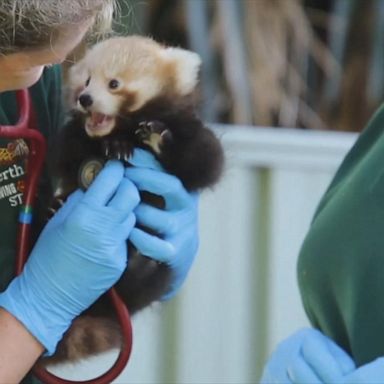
{"left": 0, "top": 139, "right": 29, "bottom": 166}
{"left": 0, "top": 140, "right": 28, "bottom": 207}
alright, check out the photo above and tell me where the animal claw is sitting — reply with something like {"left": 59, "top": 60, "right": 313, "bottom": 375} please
{"left": 104, "top": 144, "right": 110, "bottom": 157}
{"left": 101, "top": 138, "right": 134, "bottom": 162}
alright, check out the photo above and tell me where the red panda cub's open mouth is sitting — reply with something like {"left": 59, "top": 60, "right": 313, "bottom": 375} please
{"left": 85, "top": 112, "right": 115, "bottom": 137}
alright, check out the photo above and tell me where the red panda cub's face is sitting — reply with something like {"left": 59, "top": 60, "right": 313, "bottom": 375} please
{"left": 68, "top": 36, "right": 202, "bottom": 137}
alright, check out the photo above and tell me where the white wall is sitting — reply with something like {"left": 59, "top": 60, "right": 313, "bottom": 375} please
{"left": 49, "top": 126, "right": 357, "bottom": 383}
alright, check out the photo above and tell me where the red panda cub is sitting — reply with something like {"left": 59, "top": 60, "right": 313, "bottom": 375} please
{"left": 45, "top": 35, "right": 224, "bottom": 364}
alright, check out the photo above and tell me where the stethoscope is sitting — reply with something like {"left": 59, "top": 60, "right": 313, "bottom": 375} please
{"left": 0, "top": 89, "right": 133, "bottom": 384}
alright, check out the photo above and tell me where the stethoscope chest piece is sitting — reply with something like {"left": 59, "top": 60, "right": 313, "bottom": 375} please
{"left": 78, "top": 157, "right": 105, "bottom": 190}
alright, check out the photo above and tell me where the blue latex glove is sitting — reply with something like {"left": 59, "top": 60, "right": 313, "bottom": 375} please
{"left": 127, "top": 149, "right": 199, "bottom": 299}
{"left": 260, "top": 328, "right": 356, "bottom": 384}
{"left": 261, "top": 329, "right": 320, "bottom": 384}
{"left": 287, "top": 330, "right": 384, "bottom": 384}
{"left": 0, "top": 161, "right": 139, "bottom": 355}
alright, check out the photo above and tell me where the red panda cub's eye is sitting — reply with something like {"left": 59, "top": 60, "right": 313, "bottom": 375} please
{"left": 85, "top": 77, "right": 91, "bottom": 87}
{"left": 109, "top": 79, "right": 120, "bottom": 90}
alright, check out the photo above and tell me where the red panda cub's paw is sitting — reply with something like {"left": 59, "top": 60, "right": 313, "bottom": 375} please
{"left": 134, "top": 120, "right": 172, "bottom": 156}
{"left": 46, "top": 196, "right": 65, "bottom": 220}
{"left": 101, "top": 138, "right": 135, "bottom": 162}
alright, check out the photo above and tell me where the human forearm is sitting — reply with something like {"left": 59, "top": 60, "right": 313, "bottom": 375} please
{"left": 0, "top": 308, "right": 44, "bottom": 383}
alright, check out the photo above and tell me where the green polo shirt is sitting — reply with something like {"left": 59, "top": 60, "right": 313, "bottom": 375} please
{"left": 298, "top": 103, "right": 384, "bottom": 366}
{"left": 0, "top": 65, "right": 63, "bottom": 383}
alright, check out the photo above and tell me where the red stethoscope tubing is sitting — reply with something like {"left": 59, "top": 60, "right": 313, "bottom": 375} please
{"left": 0, "top": 89, "right": 132, "bottom": 384}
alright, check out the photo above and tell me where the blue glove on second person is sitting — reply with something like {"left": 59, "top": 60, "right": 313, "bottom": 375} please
{"left": 0, "top": 161, "right": 139, "bottom": 355}
{"left": 261, "top": 327, "right": 384, "bottom": 384}
{"left": 127, "top": 149, "right": 199, "bottom": 299}
{"left": 260, "top": 328, "right": 316, "bottom": 383}
{"left": 287, "top": 329, "right": 384, "bottom": 384}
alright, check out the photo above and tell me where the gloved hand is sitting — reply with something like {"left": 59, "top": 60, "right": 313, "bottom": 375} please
{"left": 0, "top": 161, "right": 139, "bottom": 355}
{"left": 127, "top": 149, "right": 199, "bottom": 299}
{"left": 260, "top": 328, "right": 356, "bottom": 383}
{"left": 261, "top": 328, "right": 322, "bottom": 383}
{"left": 287, "top": 329, "right": 384, "bottom": 384}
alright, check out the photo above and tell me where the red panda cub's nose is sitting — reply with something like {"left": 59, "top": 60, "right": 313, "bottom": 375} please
{"left": 79, "top": 94, "right": 93, "bottom": 108}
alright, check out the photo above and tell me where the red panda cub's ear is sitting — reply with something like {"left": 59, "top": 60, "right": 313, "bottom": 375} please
{"left": 162, "top": 47, "right": 202, "bottom": 95}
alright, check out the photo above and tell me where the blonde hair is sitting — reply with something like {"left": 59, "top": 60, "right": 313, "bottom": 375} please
{"left": 0, "top": 0, "right": 117, "bottom": 55}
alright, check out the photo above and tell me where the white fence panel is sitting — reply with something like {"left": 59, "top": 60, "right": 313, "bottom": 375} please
{"left": 50, "top": 126, "right": 357, "bottom": 383}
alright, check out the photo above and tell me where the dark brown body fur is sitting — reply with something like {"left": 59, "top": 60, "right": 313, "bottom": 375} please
{"left": 41, "top": 94, "right": 224, "bottom": 365}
